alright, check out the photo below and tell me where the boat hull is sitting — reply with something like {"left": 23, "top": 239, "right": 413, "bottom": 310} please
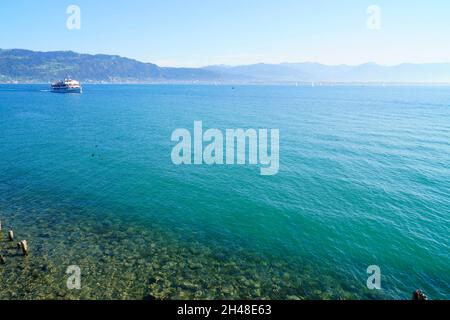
{"left": 51, "top": 87, "right": 82, "bottom": 94}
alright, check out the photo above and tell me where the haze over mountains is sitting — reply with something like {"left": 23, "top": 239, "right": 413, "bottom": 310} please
{"left": 1, "top": 49, "right": 450, "bottom": 83}
{"left": 205, "top": 63, "right": 450, "bottom": 83}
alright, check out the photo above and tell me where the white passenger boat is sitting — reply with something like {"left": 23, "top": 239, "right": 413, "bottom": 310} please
{"left": 51, "top": 79, "right": 82, "bottom": 93}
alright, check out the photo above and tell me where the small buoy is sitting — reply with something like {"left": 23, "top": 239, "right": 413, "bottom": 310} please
{"left": 8, "top": 230, "right": 14, "bottom": 242}
{"left": 0, "top": 255, "right": 5, "bottom": 265}
{"left": 20, "top": 240, "right": 29, "bottom": 256}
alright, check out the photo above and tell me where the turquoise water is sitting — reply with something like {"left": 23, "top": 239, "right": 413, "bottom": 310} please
{"left": 0, "top": 84, "right": 448, "bottom": 300}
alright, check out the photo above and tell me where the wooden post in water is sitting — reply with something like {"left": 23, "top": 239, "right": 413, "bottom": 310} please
{"left": 412, "top": 289, "right": 428, "bottom": 301}
{"left": 20, "top": 240, "right": 29, "bottom": 256}
{"left": 0, "top": 220, "right": 2, "bottom": 231}
{"left": 0, "top": 255, "right": 5, "bottom": 265}
{"left": 8, "top": 230, "right": 14, "bottom": 242}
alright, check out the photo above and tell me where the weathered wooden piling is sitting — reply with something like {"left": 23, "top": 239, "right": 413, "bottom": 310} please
{"left": 0, "top": 255, "right": 5, "bottom": 264}
{"left": 412, "top": 289, "right": 428, "bottom": 301}
{"left": 8, "top": 230, "right": 14, "bottom": 241}
{"left": 0, "top": 220, "right": 2, "bottom": 231}
{"left": 20, "top": 240, "right": 29, "bottom": 256}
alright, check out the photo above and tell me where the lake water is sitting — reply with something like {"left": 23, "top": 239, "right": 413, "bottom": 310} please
{"left": 0, "top": 84, "right": 448, "bottom": 299}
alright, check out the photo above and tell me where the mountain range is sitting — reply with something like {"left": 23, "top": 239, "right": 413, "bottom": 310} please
{"left": 1, "top": 49, "right": 450, "bottom": 83}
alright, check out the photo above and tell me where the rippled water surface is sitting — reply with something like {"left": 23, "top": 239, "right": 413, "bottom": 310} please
{"left": 0, "top": 84, "right": 448, "bottom": 299}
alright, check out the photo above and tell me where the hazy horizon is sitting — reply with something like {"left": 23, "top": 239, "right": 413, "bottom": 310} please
{"left": 2, "top": 47, "right": 450, "bottom": 69}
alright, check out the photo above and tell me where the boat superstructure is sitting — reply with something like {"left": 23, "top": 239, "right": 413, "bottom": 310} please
{"left": 51, "top": 79, "right": 82, "bottom": 93}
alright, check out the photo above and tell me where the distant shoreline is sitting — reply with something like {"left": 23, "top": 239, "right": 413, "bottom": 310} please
{"left": 2, "top": 49, "right": 450, "bottom": 84}
{"left": 2, "top": 81, "right": 450, "bottom": 86}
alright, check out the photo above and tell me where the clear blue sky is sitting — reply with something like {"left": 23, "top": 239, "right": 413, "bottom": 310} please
{"left": 1, "top": 0, "right": 449, "bottom": 66}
